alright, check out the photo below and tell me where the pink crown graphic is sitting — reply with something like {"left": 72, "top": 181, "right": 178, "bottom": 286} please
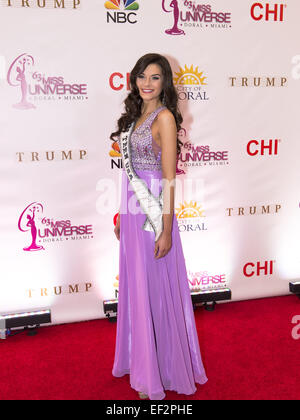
{"left": 105, "top": 0, "right": 139, "bottom": 10}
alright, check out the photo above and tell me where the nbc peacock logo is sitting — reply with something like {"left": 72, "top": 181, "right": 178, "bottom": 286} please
{"left": 105, "top": 0, "right": 140, "bottom": 24}
{"left": 105, "top": 0, "right": 139, "bottom": 10}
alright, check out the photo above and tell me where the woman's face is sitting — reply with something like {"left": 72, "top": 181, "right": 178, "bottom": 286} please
{"left": 136, "top": 63, "right": 164, "bottom": 104}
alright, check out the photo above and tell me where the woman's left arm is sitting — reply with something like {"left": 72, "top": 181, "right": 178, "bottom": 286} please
{"left": 159, "top": 110, "right": 177, "bottom": 233}
{"left": 154, "top": 110, "right": 177, "bottom": 259}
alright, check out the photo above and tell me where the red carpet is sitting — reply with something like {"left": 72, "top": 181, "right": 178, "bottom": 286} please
{"left": 1, "top": 295, "right": 299, "bottom": 400}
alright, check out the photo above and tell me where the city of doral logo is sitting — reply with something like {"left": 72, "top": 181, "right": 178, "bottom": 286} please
{"left": 173, "top": 65, "right": 209, "bottom": 101}
{"left": 175, "top": 200, "right": 207, "bottom": 233}
{"left": 105, "top": 0, "right": 139, "bottom": 24}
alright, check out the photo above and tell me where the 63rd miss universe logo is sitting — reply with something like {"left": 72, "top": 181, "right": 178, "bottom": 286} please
{"left": 162, "top": 0, "right": 232, "bottom": 35}
{"left": 18, "top": 202, "right": 93, "bottom": 252}
{"left": 7, "top": 53, "right": 88, "bottom": 109}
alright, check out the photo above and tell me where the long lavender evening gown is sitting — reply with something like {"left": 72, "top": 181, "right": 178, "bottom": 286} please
{"left": 112, "top": 106, "right": 208, "bottom": 400}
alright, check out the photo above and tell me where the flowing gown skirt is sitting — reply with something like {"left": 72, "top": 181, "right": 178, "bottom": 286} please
{"left": 112, "top": 169, "right": 208, "bottom": 400}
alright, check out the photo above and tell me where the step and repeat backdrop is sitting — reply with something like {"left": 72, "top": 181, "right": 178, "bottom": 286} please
{"left": 0, "top": 0, "right": 299, "bottom": 324}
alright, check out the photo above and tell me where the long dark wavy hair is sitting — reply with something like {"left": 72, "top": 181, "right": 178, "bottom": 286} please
{"left": 110, "top": 53, "right": 183, "bottom": 155}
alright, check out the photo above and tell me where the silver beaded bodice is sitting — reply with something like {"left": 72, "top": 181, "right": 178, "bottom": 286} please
{"left": 129, "top": 106, "right": 166, "bottom": 172}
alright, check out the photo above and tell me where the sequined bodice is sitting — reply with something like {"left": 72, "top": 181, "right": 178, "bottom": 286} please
{"left": 129, "top": 106, "right": 166, "bottom": 171}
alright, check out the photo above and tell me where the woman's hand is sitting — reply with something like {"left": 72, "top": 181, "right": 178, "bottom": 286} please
{"left": 114, "top": 214, "right": 120, "bottom": 241}
{"left": 154, "top": 231, "right": 172, "bottom": 259}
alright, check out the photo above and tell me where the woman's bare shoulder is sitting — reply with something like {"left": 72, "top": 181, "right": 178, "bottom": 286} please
{"left": 157, "top": 108, "right": 176, "bottom": 125}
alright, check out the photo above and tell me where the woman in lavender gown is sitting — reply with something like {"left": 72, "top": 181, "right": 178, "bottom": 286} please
{"left": 111, "top": 53, "right": 207, "bottom": 400}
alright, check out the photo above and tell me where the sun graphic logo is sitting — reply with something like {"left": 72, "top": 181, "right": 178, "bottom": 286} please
{"left": 174, "top": 65, "right": 207, "bottom": 86}
{"left": 176, "top": 200, "right": 207, "bottom": 233}
{"left": 105, "top": 0, "right": 139, "bottom": 24}
{"left": 174, "top": 65, "right": 209, "bottom": 101}
{"left": 175, "top": 201, "right": 205, "bottom": 219}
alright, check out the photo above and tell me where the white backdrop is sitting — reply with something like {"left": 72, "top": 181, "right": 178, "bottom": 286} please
{"left": 0, "top": 0, "right": 299, "bottom": 324}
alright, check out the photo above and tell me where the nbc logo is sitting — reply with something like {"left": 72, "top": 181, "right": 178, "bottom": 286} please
{"left": 105, "top": 0, "right": 139, "bottom": 24}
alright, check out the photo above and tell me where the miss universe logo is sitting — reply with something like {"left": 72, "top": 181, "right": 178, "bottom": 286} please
{"left": 18, "top": 202, "right": 93, "bottom": 251}
{"left": 7, "top": 53, "right": 88, "bottom": 109}
{"left": 162, "top": 0, "right": 232, "bottom": 35}
{"left": 188, "top": 269, "right": 227, "bottom": 292}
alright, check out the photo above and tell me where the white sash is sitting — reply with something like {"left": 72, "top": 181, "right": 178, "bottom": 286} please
{"left": 120, "top": 123, "right": 164, "bottom": 242}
